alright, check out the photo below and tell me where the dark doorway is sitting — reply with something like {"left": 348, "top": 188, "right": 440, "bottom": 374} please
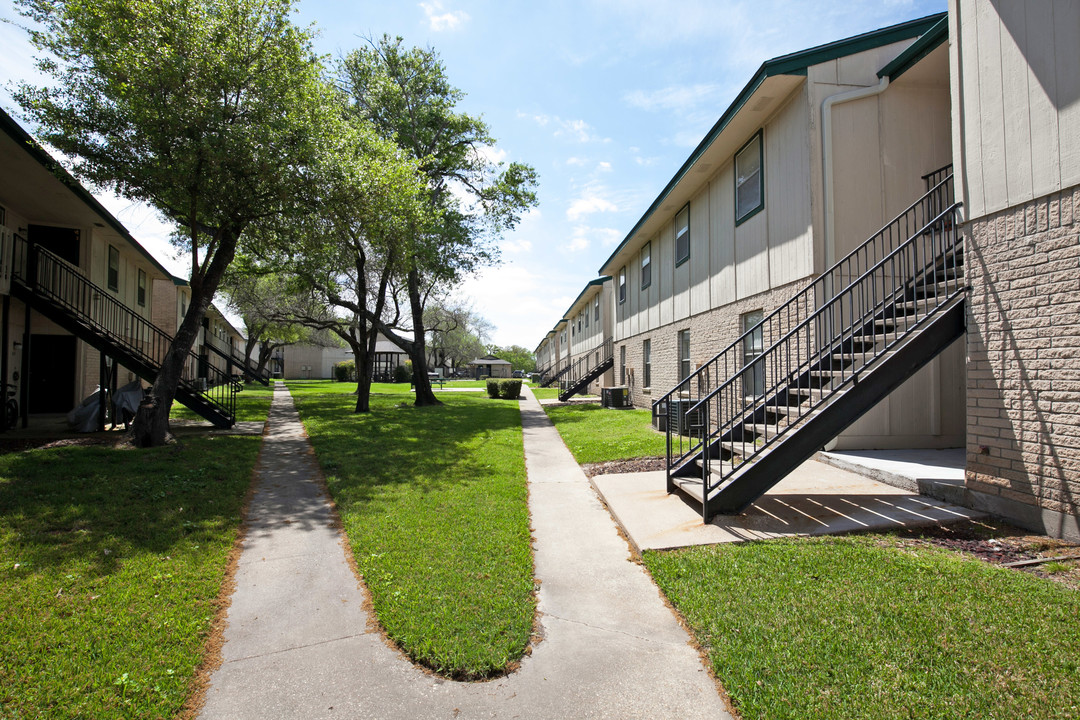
{"left": 28, "top": 334, "right": 77, "bottom": 413}
{"left": 28, "top": 225, "right": 80, "bottom": 266}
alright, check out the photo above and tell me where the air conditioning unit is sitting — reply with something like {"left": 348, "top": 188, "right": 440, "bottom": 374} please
{"left": 601, "top": 386, "right": 629, "bottom": 408}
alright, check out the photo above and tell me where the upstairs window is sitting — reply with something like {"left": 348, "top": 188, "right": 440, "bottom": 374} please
{"left": 619, "top": 266, "right": 626, "bottom": 303}
{"left": 674, "top": 205, "right": 690, "bottom": 266}
{"left": 735, "top": 130, "right": 764, "bottom": 224}
{"left": 107, "top": 245, "right": 119, "bottom": 292}
{"left": 137, "top": 268, "right": 146, "bottom": 307}
{"left": 584, "top": 307, "right": 589, "bottom": 329}
{"left": 594, "top": 296, "right": 600, "bottom": 322}
{"left": 641, "top": 241, "right": 652, "bottom": 289}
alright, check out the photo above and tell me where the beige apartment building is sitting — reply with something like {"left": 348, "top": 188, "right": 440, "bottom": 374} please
{"left": 537, "top": 4, "right": 1080, "bottom": 539}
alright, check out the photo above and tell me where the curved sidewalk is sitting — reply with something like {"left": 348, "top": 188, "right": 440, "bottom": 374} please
{"left": 199, "top": 383, "right": 730, "bottom": 719}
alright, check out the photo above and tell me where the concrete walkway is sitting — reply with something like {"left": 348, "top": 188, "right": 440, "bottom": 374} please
{"left": 199, "top": 383, "right": 730, "bottom": 719}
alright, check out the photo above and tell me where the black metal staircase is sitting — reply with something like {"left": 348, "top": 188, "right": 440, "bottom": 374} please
{"left": 654, "top": 168, "right": 964, "bottom": 521}
{"left": 539, "top": 358, "right": 571, "bottom": 387}
{"left": 558, "top": 337, "right": 614, "bottom": 401}
{"left": 9, "top": 237, "right": 237, "bottom": 428}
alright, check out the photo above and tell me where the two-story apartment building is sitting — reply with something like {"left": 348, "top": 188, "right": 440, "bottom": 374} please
{"left": 0, "top": 107, "right": 257, "bottom": 429}
{"left": 599, "top": 14, "right": 961, "bottom": 450}
{"left": 538, "top": 6, "right": 1080, "bottom": 539}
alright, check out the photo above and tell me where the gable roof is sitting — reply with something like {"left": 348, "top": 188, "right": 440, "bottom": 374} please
{"left": 597, "top": 12, "right": 946, "bottom": 276}
{"left": 0, "top": 106, "right": 177, "bottom": 281}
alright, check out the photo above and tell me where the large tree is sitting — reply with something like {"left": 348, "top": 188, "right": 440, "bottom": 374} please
{"left": 218, "top": 270, "right": 331, "bottom": 379}
{"left": 245, "top": 108, "right": 427, "bottom": 412}
{"left": 14, "top": 0, "right": 333, "bottom": 446}
{"left": 425, "top": 301, "right": 491, "bottom": 374}
{"left": 339, "top": 36, "right": 538, "bottom": 407}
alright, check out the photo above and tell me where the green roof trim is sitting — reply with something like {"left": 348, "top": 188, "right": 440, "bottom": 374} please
{"left": 598, "top": 12, "right": 946, "bottom": 275}
{"left": 0, "top": 106, "right": 180, "bottom": 282}
{"left": 878, "top": 14, "right": 948, "bottom": 80}
{"left": 564, "top": 275, "right": 611, "bottom": 318}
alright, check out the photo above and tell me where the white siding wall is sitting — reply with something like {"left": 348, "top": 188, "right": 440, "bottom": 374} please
{"left": 615, "top": 86, "right": 814, "bottom": 335}
{"left": 952, "top": 0, "right": 1080, "bottom": 220}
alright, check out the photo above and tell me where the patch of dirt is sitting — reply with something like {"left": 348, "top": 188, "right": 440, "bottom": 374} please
{"left": 582, "top": 456, "right": 666, "bottom": 478}
{"left": 885, "top": 520, "right": 1080, "bottom": 589}
{"left": 0, "top": 436, "right": 117, "bottom": 454}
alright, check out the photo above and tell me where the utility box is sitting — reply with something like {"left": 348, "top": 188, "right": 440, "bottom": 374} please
{"left": 655, "top": 398, "right": 702, "bottom": 435}
{"left": 601, "top": 386, "right": 629, "bottom": 408}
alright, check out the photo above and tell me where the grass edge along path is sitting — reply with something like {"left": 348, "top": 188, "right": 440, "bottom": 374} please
{"left": 0, "top": 434, "right": 264, "bottom": 719}
{"left": 286, "top": 380, "right": 535, "bottom": 679}
{"left": 541, "top": 402, "right": 665, "bottom": 464}
{"left": 644, "top": 534, "right": 1080, "bottom": 720}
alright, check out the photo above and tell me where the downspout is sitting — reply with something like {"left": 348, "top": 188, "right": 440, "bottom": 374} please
{"left": 820, "top": 75, "right": 888, "bottom": 452}
{"left": 821, "top": 74, "right": 889, "bottom": 273}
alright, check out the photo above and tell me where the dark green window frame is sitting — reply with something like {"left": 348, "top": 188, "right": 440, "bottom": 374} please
{"left": 674, "top": 205, "right": 690, "bottom": 267}
{"left": 107, "top": 245, "right": 119, "bottom": 292}
{"left": 735, "top": 130, "right": 764, "bottom": 225}
{"left": 641, "top": 241, "right": 652, "bottom": 289}
{"left": 137, "top": 268, "right": 146, "bottom": 306}
{"left": 618, "top": 266, "right": 626, "bottom": 304}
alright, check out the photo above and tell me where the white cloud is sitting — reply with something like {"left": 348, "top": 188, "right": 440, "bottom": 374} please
{"left": 596, "top": 161, "right": 612, "bottom": 172}
{"left": 624, "top": 83, "right": 724, "bottom": 112}
{"left": 474, "top": 144, "right": 507, "bottom": 165}
{"left": 566, "top": 156, "right": 586, "bottom": 166}
{"left": 566, "top": 193, "right": 617, "bottom": 221}
{"left": 562, "top": 225, "right": 622, "bottom": 253}
{"left": 521, "top": 113, "right": 606, "bottom": 143}
{"left": 419, "top": 1, "right": 469, "bottom": 31}
{"left": 458, "top": 265, "right": 573, "bottom": 348}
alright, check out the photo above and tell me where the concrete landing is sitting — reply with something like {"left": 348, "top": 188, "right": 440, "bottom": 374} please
{"left": 817, "top": 448, "right": 967, "bottom": 503}
{"left": 592, "top": 458, "right": 982, "bottom": 553}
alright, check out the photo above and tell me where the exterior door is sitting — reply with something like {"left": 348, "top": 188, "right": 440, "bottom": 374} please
{"left": 28, "top": 334, "right": 77, "bottom": 413}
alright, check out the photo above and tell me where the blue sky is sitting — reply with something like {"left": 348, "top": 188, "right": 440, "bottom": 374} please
{"left": 0, "top": 0, "right": 946, "bottom": 349}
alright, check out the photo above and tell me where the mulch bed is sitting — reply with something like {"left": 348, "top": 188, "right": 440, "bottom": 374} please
{"left": 581, "top": 456, "right": 666, "bottom": 478}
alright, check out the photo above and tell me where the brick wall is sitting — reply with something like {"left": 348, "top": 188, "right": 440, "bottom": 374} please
{"left": 964, "top": 185, "right": 1080, "bottom": 539}
{"left": 616, "top": 279, "right": 812, "bottom": 410}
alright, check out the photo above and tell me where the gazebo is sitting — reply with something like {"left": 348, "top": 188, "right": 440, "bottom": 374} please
{"left": 468, "top": 354, "right": 512, "bottom": 380}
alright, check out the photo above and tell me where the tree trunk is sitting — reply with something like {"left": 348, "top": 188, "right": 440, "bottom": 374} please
{"left": 130, "top": 229, "right": 239, "bottom": 447}
{"left": 407, "top": 267, "right": 439, "bottom": 407}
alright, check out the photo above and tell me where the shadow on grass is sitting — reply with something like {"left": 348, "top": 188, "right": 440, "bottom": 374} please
{"left": 0, "top": 438, "right": 258, "bottom": 577}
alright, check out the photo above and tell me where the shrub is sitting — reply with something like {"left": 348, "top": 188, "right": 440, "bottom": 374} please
{"left": 393, "top": 362, "right": 413, "bottom": 384}
{"left": 334, "top": 360, "right": 356, "bottom": 382}
{"left": 499, "top": 379, "right": 522, "bottom": 400}
{"left": 486, "top": 379, "right": 501, "bottom": 398}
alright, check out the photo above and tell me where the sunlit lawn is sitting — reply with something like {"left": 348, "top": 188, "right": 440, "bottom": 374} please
{"left": 0, "top": 432, "right": 264, "bottom": 718}
{"left": 287, "top": 379, "right": 534, "bottom": 678}
{"left": 541, "top": 403, "right": 664, "bottom": 463}
{"left": 645, "top": 534, "right": 1080, "bottom": 720}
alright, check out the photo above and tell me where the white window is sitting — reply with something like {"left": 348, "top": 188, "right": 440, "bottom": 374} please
{"left": 735, "top": 131, "right": 764, "bottom": 224}
{"left": 678, "top": 329, "right": 691, "bottom": 382}
{"left": 674, "top": 206, "right": 690, "bottom": 266}
{"left": 594, "top": 295, "right": 600, "bottom": 322}
{"left": 641, "top": 241, "right": 652, "bottom": 289}
{"left": 619, "top": 266, "right": 626, "bottom": 303}
{"left": 643, "top": 339, "right": 651, "bottom": 388}
{"left": 742, "top": 310, "right": 765, "bottom": 396}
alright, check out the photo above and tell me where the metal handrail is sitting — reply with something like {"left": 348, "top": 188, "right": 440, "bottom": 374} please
{"left": 691, "top": 203, "right": 962, "bottom": 495}
{"left": 653, "top": 171, "right": 955, "bottom": 478}
{"left": 204, "top": 336, "right": 269, "bottom": 383}
{"left": 11, "top": 236, "right": 236, "bottom": 422}
{"left": 558, "top": 336, "right": 613, "bottom": 394}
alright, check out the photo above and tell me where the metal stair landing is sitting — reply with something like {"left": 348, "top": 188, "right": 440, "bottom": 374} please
{"left": 654, "top": 168, "right": 964, "bottom": 522}
{"left": 8, "top": 237, "right": 237, "bottom": 428}
{"left": 558, "top": 337, "right": 614, "bottom": 401}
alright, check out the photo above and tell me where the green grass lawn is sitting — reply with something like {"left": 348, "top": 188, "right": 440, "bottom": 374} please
{"left": 169, "top": 380, "right": 275, "bottom": 422}
{"left": 644, "top": 534, "right": 1080, "bottom": 720}
{"left": 287, "top": 379, "right": 535, "bottom": 679}
{"left": 0, "top": 434, "right": 263, "bottom": 719}
{"left": 541, "top": 403, "right": 665, "bottom": 463}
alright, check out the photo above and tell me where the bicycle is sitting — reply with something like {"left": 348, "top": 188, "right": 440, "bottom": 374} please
{"left": 5, "top": 382, "right": 18, "bottom": 430}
